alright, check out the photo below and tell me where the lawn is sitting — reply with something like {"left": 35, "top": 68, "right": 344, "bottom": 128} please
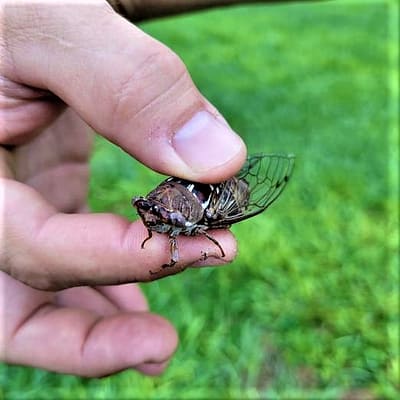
{"left": 1, "top": 0, "right": 398, "bottom": 399}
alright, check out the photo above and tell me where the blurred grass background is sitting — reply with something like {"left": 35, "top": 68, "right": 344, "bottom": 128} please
{"left": 1, "top": 0, "right": 398, "bottom": 399}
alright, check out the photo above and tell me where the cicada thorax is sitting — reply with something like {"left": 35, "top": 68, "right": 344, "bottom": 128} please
{"left": 146, "top": 179, "right": 206, "bottom": 224}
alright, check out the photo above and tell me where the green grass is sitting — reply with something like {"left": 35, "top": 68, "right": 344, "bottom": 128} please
{"left": 2, "top": 0, "right": 398, "bottom": 398}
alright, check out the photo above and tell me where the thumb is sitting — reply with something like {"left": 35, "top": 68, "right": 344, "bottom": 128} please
{"left": 2, "top": 1, "right": 246, "bottom": 182}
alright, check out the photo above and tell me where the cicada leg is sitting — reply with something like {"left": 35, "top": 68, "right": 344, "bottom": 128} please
{"left": 148, "top": 234, "right": 180, "bottom": 273}
{"left": 141, "top": 229, "right": 153, "bottom": 249}
{"left": 167, "top": 235, "right": 179, "bottom": 267}
{"left": 199, "top": 230, "right": 225, "bottom": 258}
{"left": 149, "top": 234, "right": 180, "bottom": 274}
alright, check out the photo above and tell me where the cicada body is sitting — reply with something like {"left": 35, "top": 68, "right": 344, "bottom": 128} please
{"left": 132, "top": 153, "right": 295, "bottom": 266}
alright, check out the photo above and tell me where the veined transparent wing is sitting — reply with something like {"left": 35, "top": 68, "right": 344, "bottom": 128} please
{"left": 205, "top": 153, "right": 295, "bottom": 227}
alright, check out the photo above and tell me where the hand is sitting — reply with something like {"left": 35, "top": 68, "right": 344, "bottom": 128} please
{"left": 0, "top": 1, "right": 246, "bottom": 376}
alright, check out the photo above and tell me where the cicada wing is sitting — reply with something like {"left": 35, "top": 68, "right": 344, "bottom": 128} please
{"left": 237, "top": 153, "right": 295, "bottom": 214}
{"left": 206, "top": 154, "right": 295, "bottom": 227}
{"left": 205, "top": 177, "right": 250, "bottom": 224}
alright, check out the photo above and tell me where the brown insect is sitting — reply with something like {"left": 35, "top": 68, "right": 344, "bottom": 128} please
{"left": 132, "top": 153, "right": 295, "bottom": 267}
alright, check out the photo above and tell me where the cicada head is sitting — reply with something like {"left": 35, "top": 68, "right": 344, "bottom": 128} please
{"left": 132, "top": 197, "right": 186, "bottom": 229}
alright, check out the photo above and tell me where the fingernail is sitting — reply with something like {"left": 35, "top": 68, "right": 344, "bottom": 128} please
{"left": 172, "top": 111, "right": 244, "bottom": 172}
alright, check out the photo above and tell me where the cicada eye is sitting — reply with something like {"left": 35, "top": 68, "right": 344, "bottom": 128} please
{"left": 133, "top": 198, "right": 151, "bottom": 211}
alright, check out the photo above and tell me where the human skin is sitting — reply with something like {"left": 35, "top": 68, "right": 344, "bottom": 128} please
{"left": 0, "top": 0, "right": 282, "bottom": 377}
{"left": 0, "top": 0, "right": 245, "bottom": 377}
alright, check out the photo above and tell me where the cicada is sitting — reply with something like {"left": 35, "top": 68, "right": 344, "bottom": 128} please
{"left": 132, "top": 153, "right": 295, "bottom": 267}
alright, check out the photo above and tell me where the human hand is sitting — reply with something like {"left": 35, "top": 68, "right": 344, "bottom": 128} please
{"left": 0, "top": 1, "right": 246, "bottom": 376}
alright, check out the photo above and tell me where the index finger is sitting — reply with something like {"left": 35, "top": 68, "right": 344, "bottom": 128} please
{"left": 1, "top": 179, "right": 236, "bottom": 290}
